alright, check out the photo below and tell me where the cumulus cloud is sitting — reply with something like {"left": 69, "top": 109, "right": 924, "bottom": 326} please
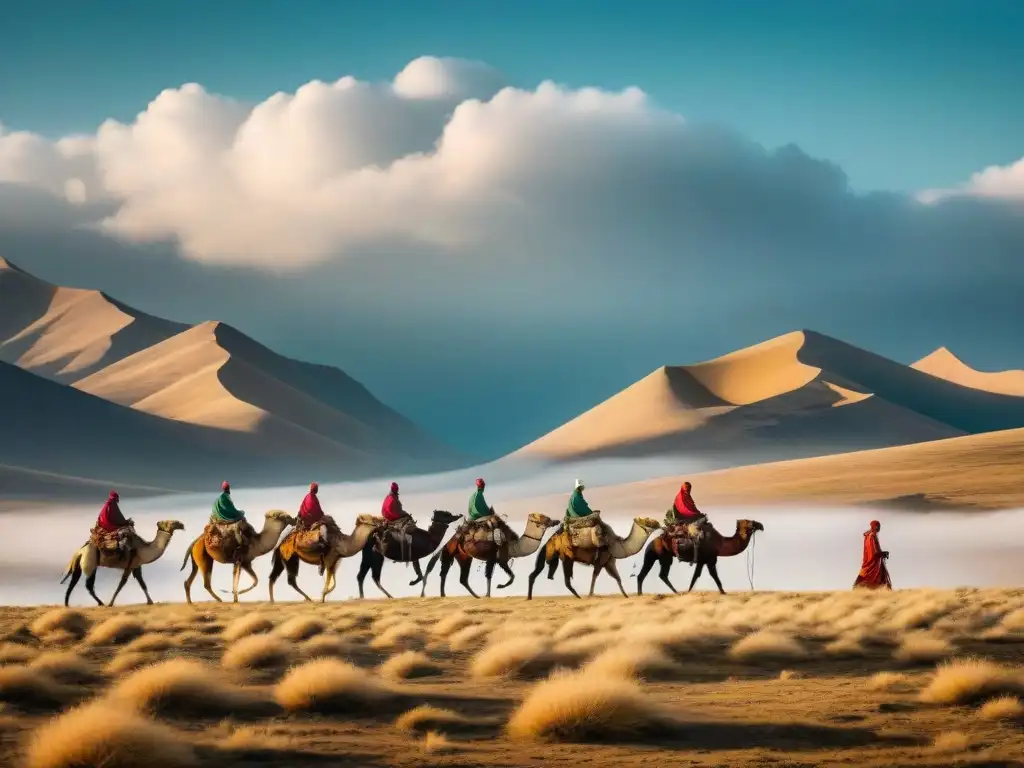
{"left": 919, "top": 157, "right": 1024, "bottom": 203}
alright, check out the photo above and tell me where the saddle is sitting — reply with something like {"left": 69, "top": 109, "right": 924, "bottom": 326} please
{"left": 89, "top": 524, "right": 136, "bottom": 554}
{"left": 203, "top": 521, "right": 255, "bottom": 562}
{"left": 565, "top": 512, "right": 610, "bottom": 549}
{"left": 458, "top": 515, "right": 509, "bottom": 547}
{"left": 374, "top": 516, "right": 417, "bottom": 560}
{"left": 665, "top": 519, "right": 712, "bottom": 559}
{"left": 293, "top": 515, "right": 342, "bottom": 554}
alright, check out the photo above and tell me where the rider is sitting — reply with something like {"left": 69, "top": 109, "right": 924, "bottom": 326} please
{"left": 96, "top": 490, "right": 134, "bottom": 558}
{"left": 468, "top": 478, "right": 495, "bottom": 521}
{"left": 210, "top": 481, "right": 255, "bottom": 561}
{"left": 566, "top": 479, "right": 596, "bottom": 520}
{"left": 669, "top": 481, "right": 707, "bottom": 565}
{"left": 381, "top": 481, "right": 414, "bottom": 553}
{"left": 297, "top": 481, "right": 329, "bottom": 575}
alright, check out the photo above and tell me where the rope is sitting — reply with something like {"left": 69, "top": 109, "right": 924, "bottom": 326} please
{"left": 746, "top": 531, "right": 757, "bottom": 591}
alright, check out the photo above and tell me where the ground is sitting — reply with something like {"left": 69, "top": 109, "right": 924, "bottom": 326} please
{"left": 1, "top": 590, "right": 1022, "bottom": 767}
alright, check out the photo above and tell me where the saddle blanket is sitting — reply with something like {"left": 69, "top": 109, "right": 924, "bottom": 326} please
{"left": 459, "top": 516, "right": 508, "bottom": 547}
{"left": 294, "top": 515, "right": 342, "bottom": 552}
{"left": 565, "top": 513, "right": 610, "bottom": 549}
{"left": 90, "top": 524, "right": 132, "bottom": 553}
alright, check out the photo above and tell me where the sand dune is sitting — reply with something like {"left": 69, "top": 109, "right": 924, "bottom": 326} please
{"left": 0, "top": 463, "right": 170, "bottom": 507}
{"left": 0, "top": 257, "right": 185, "bottom": 382}
{"left": 568, "top": 426, "right": 1024, "bottom": 512}
{"left": 912, "top": 347, "right": 1024, "bottom": 396}
{"left": 516, "top": 330, "right": 1024, "bottom": 465}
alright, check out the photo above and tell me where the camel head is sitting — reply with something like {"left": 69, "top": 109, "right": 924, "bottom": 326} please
{"left": 431, "top": 509, "right": 462, "bottom": 525}
{"left": 265, "top": 510, "right": 297, "bottom": 526}
{"left": 526, "top": 512, "right": 557, "bottom": 529}
{"left": 355, "top": 513, "right": 381, "bottom": 527}
{"left": 156, "top": 520, "right": 185, "bottom": 534}
{"left": 738, "top": 520, "right": 764, "bottom": 538}
{"left": 633, "top": 516, "right": 662, "bottom": 532}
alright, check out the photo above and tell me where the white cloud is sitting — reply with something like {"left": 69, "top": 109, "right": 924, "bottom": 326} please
{"left": 0, "top": 56, "right": 1021, "bottom": 274}
{"left": 919, "top": 157, "right": 1024, "bottom": 204}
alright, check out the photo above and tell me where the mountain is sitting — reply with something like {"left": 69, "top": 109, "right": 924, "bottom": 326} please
{"left": 0, "top": 259, "right": 462, "bottom": 493}
{"left": 573, "top": 426, "right": 1024, "bottom": 512}
{"left": 514, "top": 330, "right": 1024, "bottom": 466}
{"left": 912, "top": 347, "right": 1024, "bottom": 397}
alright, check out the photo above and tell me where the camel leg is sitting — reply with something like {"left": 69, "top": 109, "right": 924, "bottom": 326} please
{"left": 356, "top": 547, "right": 372, "bottom": 599}
{"left": 437, "top": 551, "right": 455, "bottom": 598}
{"left": 605, "top": 558, "right": 628, "bottom": 598}
{"left": 546, "top": 553, "right": 559, "bottom": 580}
{"left": 64, "top": 556, "right": 84, "bottom": 607}
{"left": 108, "top": 567, "right": 133, "bottom": 606}
{"left": 370, "top": 552, "right": 393, "bottom": 599}
{"left": 526, "top": 547, "right": 548, "bottom": 600}
{"left": 658, "top": 554, "right": 679, "bottom": 594}
{"left": 636, "top": 547, "right": 657, "bottom": 596}
{"left": 687, "top": 562, "right": 704, "bottom": 593}
{"left": 231, "top": 562, "right": 241, "bottom": 603}
{"left": 268, "top": 548, "right": 285, "bottom": 604}
{"left": 562, "top": 558, "right": 581, "bottom": 599}
{"left": 588, "top": 558, "right": 604, "bottom": 597}
{"left": 84, "top": 569, "right": 104, "bottom": 607}
{"left": 458, "top": 557, "right": 479, "bottom": 599}
{"left": 286, "top": 554, "right": 314, "bottom": 602}
{"left": 201, "top": 552, "right": 223, "bottom": 603}
{"left": 411, "top": 559, "right": 425, "bottom": 589}
{"left": 131, "top": 566, "right": 155, "bottom": 605}
{"left": 322, "top": 554, "right": 342, "bottom": 602}
{"left": 484, "top": 558, "right": 497, "bottom": 598}
{"left": 232, "top": 563, "right": 259, "bottom": 596}
{"left": 497, "top": 560, "right": 515, "bottom": 589}
{"left": 706, "top": 560, "right": 727, "bottom": 595}
{"left": 183, "top": 553, "right": 200, "bottom": 605}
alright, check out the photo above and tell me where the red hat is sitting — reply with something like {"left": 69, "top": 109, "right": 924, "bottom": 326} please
{"left": 390, "top": 482, "right": 399, "bottom": 493}
{"left": 310, "top": 482, "right": 319, "bottom": 493}
{"left": 870, "top": 520, "right": 881, "bottom": 531}
{"left": 476, "top": 478, "right": 485, "bottom": 488}
{"left": 109, "top": 490, "right": 119, "bottom": 500}
{"left": 222, "top": 481, "right": 231, "bottom": 492}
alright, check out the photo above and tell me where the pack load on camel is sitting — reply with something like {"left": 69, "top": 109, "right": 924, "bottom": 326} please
{"left": 563, "top": 479, "right": 610, "bottom": 549}
{"left": 205, "top": 481, "right": 257, "bottom": 563}
{"left": 293, "top": 482, "right": 344, "bottom": 575}
{"left": 90, "top": 490, "right": 139, "bottom": 558}
{"left": 455, "top": 478, "right": 511, "bottom": 551}
{"left": 377, "top": 482, "right": 418, "bottom": 561}
{"left": 663, "top": 481, "right": 709, "bottom": 566}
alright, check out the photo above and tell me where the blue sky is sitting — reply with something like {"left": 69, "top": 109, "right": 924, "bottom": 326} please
{"left": 3, "top": 0, "right": 1022, "bottom": 193}
{"left": 1, "top": 1, "right": 1023, "bottom": 458}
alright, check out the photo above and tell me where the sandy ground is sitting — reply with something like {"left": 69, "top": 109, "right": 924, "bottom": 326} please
{"left": 1, "top": 589, "right": 1022, "bottom": 767}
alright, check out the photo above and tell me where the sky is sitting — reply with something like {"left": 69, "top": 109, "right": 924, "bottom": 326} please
{"left": 1, "top": 0, "right": 1023, "bottom": 458}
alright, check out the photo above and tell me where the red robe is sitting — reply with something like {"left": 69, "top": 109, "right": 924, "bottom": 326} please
{"left": 853, "top": 530, "right": 892, "bottom": 589}
{"left": 382, "top": 493, "right": 404, "bottom": 521}
{"left": 673, "top": 489, "right": 702, "bottom": 519}
{"left": 298, "top": 492, "right": 324, "bottom": 525}
{"left": 97, "top": 498, "right": 129, "bottom": 532}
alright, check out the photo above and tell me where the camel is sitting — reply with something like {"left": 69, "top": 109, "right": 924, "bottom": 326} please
{"left": 415, "top": 512, "right": 558, "bottom": 598}
{"left": 355, "top": 510, "right": 462, "bottom": 599}
{"left": 527, "top": 516, "right": 662, "bottom": 600}
{"left": 61, "top": 520, "right": 186, "bottom": 607}
{"left": 636, "top": 519, "right": 764, "bottom": 596}
{"left": 268, "top": 515, "right": 380, "bottom": 603}
{"left": 180, "top": 510, "right": 295, "bottom": 604}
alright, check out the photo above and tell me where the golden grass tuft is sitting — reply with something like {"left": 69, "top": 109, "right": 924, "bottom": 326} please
{"left": 581, "top": 643, "right": 681, "bottom": 680}
{"left": 369, "top": 621, "right": 424, "bottom": 651}
{"left": 447, "top": 624, "right": 491, "bottom": 651}
{"left": 302, "top": 634, "right": 355, "bottom": 659}
{"left": 222, "top": 614, "right": 276, "bottom": 643}
{"left": 893, "top": 631, "right": 953, "bottom": 665}
{"left": 215, "top": 724, "right": 297, "bottom": 752}
{"left": 728, "top": 630, "right": 808, "bottom": 663}
{"left": 105, "top": 652, "right": 157, "bottom": 676}
{"left": 221, "top": 634, "right": 293, "bottom": 671}
{"left": 823, "top": 635, "right": 867, "bottom": 658}
{"left": 978, "top": 695, "right": 1024, "bottom": 721}
{"left": 123, "top": 633, "right": 178, "bottom": 654}
{"left": 30, "top": 609, "right": 90, "bottom": 639}
{"left": 430, "top": 611, "right": 474, "bottom": 638}
{"left": 23, "top": 702, "right": 197, "bottom": 768}
{"left": 779, "top": 669, "right": 802, "bottom": 681}
{"left": 921, "top": 658, "right": 1024, "bottom": 705}
{"left": 84, "top": 617, "right": 145, "bottom": 646}
{"left": 273, "top": 616, "right": 327, "bottom": 642}
{"left": 422, "top": 731, "right": 456, "bottom": 754}
{"left": 28, "top": 651, "right": 102, "bottom": 685}
{"left": 395, "top": 704, "right": 471, "bottom": 733}
{"left": 930, "top": 730, "right": 972, "bottom": 754}
{"left": 868, "top": 671, "right": 910, "bottom": 692}
{"left": 0, "top": 642, "right": 38, "bottom": 664}
{"left": 38, "top": 630, "right": 80, "bottom": 648}
{"left": 469, "top": 637, "right": 554, "bottom": 679}
{"left": 506, "top": 668, "right": 677, "bottom": 742}
{"left": 274, "top": 658, "right": 397, "bottom": 714}
{"left": 0, "top": 666, "right": 75, "bottom": 710}
{"left": 379, "top": 650, "right": 441, "bottom": 680}
{"left": 106, "top": 658, "right": 272, "bottom": 718}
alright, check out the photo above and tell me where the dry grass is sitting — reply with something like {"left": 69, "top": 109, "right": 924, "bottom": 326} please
{"left": 470, "top": 637, "right": 549, "bottom": 678}
{"left": 275, "top": 658, "right": 397, "bottom": 714}
{"left": 23, "top": 702, "right": 197, "bottom": 768}
{"left": 582, "top": 643, "right": 682, "bottom": 680}
{"left": 379, "top": 651, "right": 442, "bottom": 680}
{"left": 28, "top": 651, "right": 102, "bottom": 685}
{"left": 447, "top": 624, "right": 491, "bottom": 651}
{"left": 369, "top": 621, "right": 424, "bottom": 651}
{"left": 29, "top": 609, "right": 90, "bottom": 639}
{"left": 106, "top": 658, "right": 272, "bottom": 718}
{"left": 0, "top": 643, "right": 37, "bottom": 664}
{"left": 422, "top": 731, "right": 456, "bottom": 754}
{"left": 0, "top": 666, "right": 75, "bottom": 710}
{"left": 893, "top": 631, "right": 953, "bottom": 665}
{"left": 123, "top": 633, "right": 178, "bottom": 654}
{"left": 221, "top": 634, "right": 293, "bottom": 670}
{"left": 222, "top": 614, "right": 276, "bottom": 642}
{"left": 506, "top": 668, "right": 678, "bottom": 742}
{"left": 301, "top": 634, "right": 355, "bottom": 659}
{"left": 868, "top": 671, "right": 911, "bottom": 692}
{"left": 921, "top": 658, "right": 1024, "bottom": 705}
{"left": 273, "top": 616, "right": 327, "bottom": 641}
{"left": 83, "top": 616, "right": 145, "bottom": 646}
{"left": 105, "top": 652, "right": 157, "bottom": 676}
{"left": 728, "top": 630, "right": 809, "bottom": 663}
{"left": 430, "top": 611, "right": 474, "bottom": 638}
{"left": 930, "top": 730, "right": 972, "bottom": 754}
{"left": 978, "top": 695, "right": 1024, "bottom": 721}
{"left": 395, "top": 704, "right": 472, "bottom": 733}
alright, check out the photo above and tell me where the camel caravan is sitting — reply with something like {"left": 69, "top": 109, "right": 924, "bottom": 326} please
{"left": 62, "top": 477, "right": 773, "bottom": 607}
